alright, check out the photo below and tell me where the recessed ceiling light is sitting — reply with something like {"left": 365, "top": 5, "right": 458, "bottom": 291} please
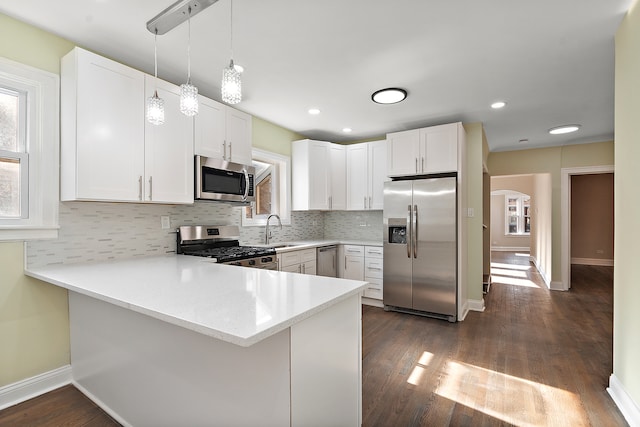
{"left": 549, "top": 124, "right": 581, "bottom": 135}
{"left": 342, "top": 128, "right": 352, "bottom": 133}
{"left": 308, "top": 108, "right": 320, "bottom": 115}
{"left": 234, "top": 64, "right": 244, "bottom": 73}
{"left": 518, "top": 138, "right": 529, "bottom": 144}
{"left": 371, "top": 88, "right": 407, "bottom": 104}
{"left": 491, "top": 101, "right": 507, "bottom": 109}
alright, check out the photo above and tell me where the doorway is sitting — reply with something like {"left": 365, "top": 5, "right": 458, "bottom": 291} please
{"left": 560, "top": 166, "right": 615, "bottom": 290}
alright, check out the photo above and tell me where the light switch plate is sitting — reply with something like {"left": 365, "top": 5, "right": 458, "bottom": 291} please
{"left": 467, "top": 208, "right": 474, "bottom": 218}
{"left": 161, "top": 216, "right": 170, "bottom": 229}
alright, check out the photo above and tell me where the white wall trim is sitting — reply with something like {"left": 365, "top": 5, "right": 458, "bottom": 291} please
{"left": 608, "top": 374, "right": 640, "bottom": 427}
{"left": 531, "top": 255, "right": 551, "bottom": 288}
{"left": 467, "top": 298, "right": 485, "bottom": 313}
{"left": 571, "top": 257, "right": 614, "bottom": 266}
{"left": 490, "top": 246, "right": 530, "bottom": 252}
{"left": 458, "top": 299, "right": 470, "bottom": 321}
{"left": 361, "top": 297, "right": 383, "bottom": 308}
{"left": 561, "top": 165, "right": 614, "bottom": 292}
{"left": 72, "top": 380, "right": 131, "bottom": 427}
{"left": 0, "top": 365, "right": 72, "bottom": 411}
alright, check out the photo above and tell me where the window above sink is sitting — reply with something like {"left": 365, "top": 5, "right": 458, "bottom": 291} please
{"left": 241, "top": 148, "right": 291, "bottom": 226}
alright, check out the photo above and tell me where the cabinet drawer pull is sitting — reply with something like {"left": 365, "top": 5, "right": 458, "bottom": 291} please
{"left": 138, "top": 176, "right": 143, "bottom": 201}
{"left": 148, "top": 176, "right": 153, "bottom": 201}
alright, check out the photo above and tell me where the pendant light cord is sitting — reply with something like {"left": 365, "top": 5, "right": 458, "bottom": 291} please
{"left": 230, "top": 0, "right": 234, "bottom": 60}
{"left": 187, "top": 6, "right": 192, "bottom": 83}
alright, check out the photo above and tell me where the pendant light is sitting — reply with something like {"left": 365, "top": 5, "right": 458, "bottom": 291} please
{"left": 146, "top": 29, "right": 165, "bottom": 125}
{"left": 221, "top": 0, "right": 242, "bottom": 104}
{"left": 179, "top": 6, "right": 199, "bottom": 116}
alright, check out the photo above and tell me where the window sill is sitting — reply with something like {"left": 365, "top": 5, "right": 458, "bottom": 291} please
{"left": 0, "top": 226, "right": 59, "bottom": 241}
{"left": 505, "top": 233, "right": 530, "bottom": 237}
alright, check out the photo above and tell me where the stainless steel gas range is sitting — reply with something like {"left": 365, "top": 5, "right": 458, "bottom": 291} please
{"left": 177, "top": 225, "right": 277, "bottom": 270}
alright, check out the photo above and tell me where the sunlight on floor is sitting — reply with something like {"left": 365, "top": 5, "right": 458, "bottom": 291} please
{"left": 490, "top": 268, "right": 528, "bottom": 278}
{"left": 435, "top": 360, "right": 588, "bottom": 426}
{"left": 515, "top": 252, "right": 530, "bottom": 257}
{"left": 407, "top": 351, "right": 434, "bottom": 386}
{"left": 490, "top": 275, "right": 539, "bottom": 288}
{"left": 491, "top": 262, "right": 531, "bottom": 271}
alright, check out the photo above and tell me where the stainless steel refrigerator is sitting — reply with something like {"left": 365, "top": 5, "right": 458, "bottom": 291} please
{"left": 383, "top": 176, "right": 457, "bottom": 322}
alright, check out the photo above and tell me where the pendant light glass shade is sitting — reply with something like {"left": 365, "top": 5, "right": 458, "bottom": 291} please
{"left": 180, "top": 80, "right": 199, "bottom": 116}
{"left": 147, "top": 90, "right": 165, "bottom": 125}
{"left": 146, "top": 30, "right": 165, "bottom": 125}
{"left": 221, "top": 59, "right": 242, "bottom": 104}
{"left": 180, "top": 6, "right": 198, "bottom": 116}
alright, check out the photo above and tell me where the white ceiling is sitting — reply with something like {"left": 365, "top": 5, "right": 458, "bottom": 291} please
{"left": 0, "top": 0, "right": 632, "bottom": 151}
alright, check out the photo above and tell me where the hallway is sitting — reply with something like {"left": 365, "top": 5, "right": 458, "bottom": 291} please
{"left": 362, "top": 252, "right": 626, "bottom": 426}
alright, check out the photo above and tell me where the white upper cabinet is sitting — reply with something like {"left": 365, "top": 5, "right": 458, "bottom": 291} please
{"left": 144, "top": 76, "right": 194, "bottom": 204}
{"left": 194, "top": 96, "right": 252, "bottom": 166}
{"left": 346, "top": 140, "right": 387, "bottom": 210}
{"left": 328, "top": 144, "right": 347, "bottom": 210}
{"left": 387, "top": 122, "right": 461, "bottom": 177}
{"left": 61, "top": 47, "right": 193, "bottom": 204}
{"left": 292, "top": 139, "right": 345, "bottom": 211}
{"left": 62, "top": 47, "right": 145, "bottom": 202}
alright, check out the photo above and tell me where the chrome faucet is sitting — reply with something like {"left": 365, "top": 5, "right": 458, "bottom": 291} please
{"left": 265, "top": 214, "right": 282, "bottom": 245}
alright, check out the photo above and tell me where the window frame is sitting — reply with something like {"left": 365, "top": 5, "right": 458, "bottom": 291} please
{"left": 504, "top": 194, "right": 530, "bottom": 236}
{"left": 0, "top": 56, "right": 59, "bottom": 240}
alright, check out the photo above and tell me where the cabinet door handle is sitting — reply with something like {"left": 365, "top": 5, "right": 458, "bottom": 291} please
{"left": 229, "top": 141, "right": 232, "bottom": 160}
{"left": 364, "top": 196, "right": 367, "bottom": 209}
{"left": 148, "top": 176, "right": 153, "bottom": 201}
{"left": 223, "top": 141, "right": 227, "bottom": 160}
{"left": 422, "top": 157, "right": 425, "bottom": 173}
{"left": 298, "top": 264, "right": 302, "bottom": 273}
{"left": 369, "top": 196, "right": 372, "bottom": 209}
{"left": 138, "top": 176, "right": 143, "bottom": 201}
{"left": 302, "top": 264, "right": 306, "bottom": 274}
{"left": 415, "top": 158, "right": 418, "bottom": 173}
{"left": 345, "top": 256, "right": 347, "bottom": 270}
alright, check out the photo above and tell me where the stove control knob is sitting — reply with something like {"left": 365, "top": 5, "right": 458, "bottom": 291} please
{"left": 262, "top": 257, "right": 273, "bottom": 263}
{"left": 230, "top": 262, "right": 241, "bottom": 266}
{"left": 248, "top": 259, "right": 256, "bottom": 266}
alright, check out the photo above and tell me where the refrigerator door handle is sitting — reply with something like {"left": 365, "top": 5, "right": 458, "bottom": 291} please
{"left": 413, "top": 204, "right": 418, "bottom": 258}
{"left": 407, "top": 204, "right": 412, "bottom": 258}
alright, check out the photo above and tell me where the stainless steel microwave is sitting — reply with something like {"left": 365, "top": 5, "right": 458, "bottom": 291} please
{"left": 195, "top": 156, "right": 255, "bottom": 204}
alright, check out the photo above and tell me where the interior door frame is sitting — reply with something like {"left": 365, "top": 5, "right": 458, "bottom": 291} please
{"left": 560, "top": 165, "right": 614, "bottom": 291}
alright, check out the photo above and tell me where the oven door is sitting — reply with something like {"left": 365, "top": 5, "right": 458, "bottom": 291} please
{"left": 195, "top": 156, "right": 255, "bottom": 204}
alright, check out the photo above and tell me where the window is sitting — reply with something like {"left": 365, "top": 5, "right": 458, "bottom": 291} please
{"left": 242, "top": 148, "right": 291, "bottom": 226}
{"left": 0, "top": 57, "right": 59, "bottom": 240}
{"left": 505, "top": 194, "right": 530, "bottom": 235}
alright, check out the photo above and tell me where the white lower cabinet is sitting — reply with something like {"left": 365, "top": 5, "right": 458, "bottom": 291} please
{"left": 278, "top": 248, "right": 316, "bottom": 275}
{"left": 339, "top": 245, "right": 384, "bottom": 302}
{"left": 364, "top": 246, "right": 384, "bottom": 300}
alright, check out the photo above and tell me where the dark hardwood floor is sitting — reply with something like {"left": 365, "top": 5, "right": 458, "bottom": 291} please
{"left": 0, "top": 384, "right": 119, "bottom": 426}
{"left": 1, "top": 252, "right": 626, "bottom": 426}
{"left": 362, "top": 251, "right": 626, "bottom": 426}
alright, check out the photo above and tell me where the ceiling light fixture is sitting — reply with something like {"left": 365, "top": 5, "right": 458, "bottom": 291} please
{"left": 146, "top": 29, "right": 165, "bottom": 125}
{"left": 221, "top": 0, "right": 242, "bottom": 104}
{"left": 371, "top": 88, "right": 407, "bottom": 104}
{"left": 146, "top": 0, "right": 219, "bottom": 35}
{"left": 491, "top": 101, "right": 507, "bottom": 109}
{"left": 308, "top": 108, "right": 320, "bottom": 115}
{"left": 549, "top": 124, "right": 581, "bottom": 135}
{"left": 342, "top": 128, "right": 352, "bottom": 133}
{"left": 179, "top": 6, "right": 199, "bottom": 116}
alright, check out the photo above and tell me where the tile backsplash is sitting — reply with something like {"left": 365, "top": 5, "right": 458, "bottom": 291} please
{"left": 26, "top": 202, "right": 383, "bottom": 268}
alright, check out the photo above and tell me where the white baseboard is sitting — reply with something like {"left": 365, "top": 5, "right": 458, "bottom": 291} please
{"left": 491, "top": 246, "right": 530, "bottom": 252}
{"left": 72, "top": 380, "right": 131, "bottom": 427}
{"left": 530, "top": 256, "right": 552, "bottom": 289}
{"left": 571, "top": 257, "right": 614, "bottom": 266}
{"left": 607, "top": 374, "right": 640, "bottom": 427}
{"left": 0, "top": 365, "right": 72, "bottom": 411}
{"left": 458, "top": 300, "right": 470, "bottom": 321}
{"left": 467, "top": 298, "right": 485, "bottom": 312}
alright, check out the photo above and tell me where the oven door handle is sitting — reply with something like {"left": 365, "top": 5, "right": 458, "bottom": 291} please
{"left": 242, "top": 168, "right": 250, "bottom": 201}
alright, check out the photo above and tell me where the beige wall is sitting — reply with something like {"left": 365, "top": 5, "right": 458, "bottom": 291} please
{"left": 487, "top": 141, "right": 614, "bottom": 284}
{"left": 570, "top": 174, "right": 614, "bottom": 261}
{"left": 0, "top": 13, "right": 75, "bottom": 387}
{"left": 614, "top": 0, "right": 640, "bottom": 408}
{"left": 252, "top": 116, "right": 306, "bottom": 156}
{"left": 462, "top": 123, "right": 484, "bottom": 303}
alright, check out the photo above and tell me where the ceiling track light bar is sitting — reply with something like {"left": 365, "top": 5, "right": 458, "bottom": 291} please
{"left": 146, "top": 0, "right": 218, "bottom": 35}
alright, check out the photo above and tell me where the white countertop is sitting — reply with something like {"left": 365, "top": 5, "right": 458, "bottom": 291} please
{"left": 25, "top": 255, "right": 367, "bottom": 347}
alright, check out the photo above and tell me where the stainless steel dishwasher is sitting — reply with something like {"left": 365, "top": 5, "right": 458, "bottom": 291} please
{"left": 316, "top": 245, "right": 337, "bottom": 277}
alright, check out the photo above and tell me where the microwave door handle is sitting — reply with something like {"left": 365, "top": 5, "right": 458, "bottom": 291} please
{"left": 242, "top": 169, "right": 250, "bottom": 201}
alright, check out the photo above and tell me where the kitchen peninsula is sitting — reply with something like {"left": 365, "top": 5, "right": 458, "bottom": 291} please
{"left": 26, "top": 256, "right": 366, "bottom": 426}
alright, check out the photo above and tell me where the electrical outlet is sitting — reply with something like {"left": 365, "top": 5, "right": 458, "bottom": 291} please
{"left": 596, "top": 249, "right": 604, "bottom": 254}
{"left": 161, "top": 216, "right": 170, "bottom": 230}
{"left": 467, "top": 208, "right": 474, "bottom": 218}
